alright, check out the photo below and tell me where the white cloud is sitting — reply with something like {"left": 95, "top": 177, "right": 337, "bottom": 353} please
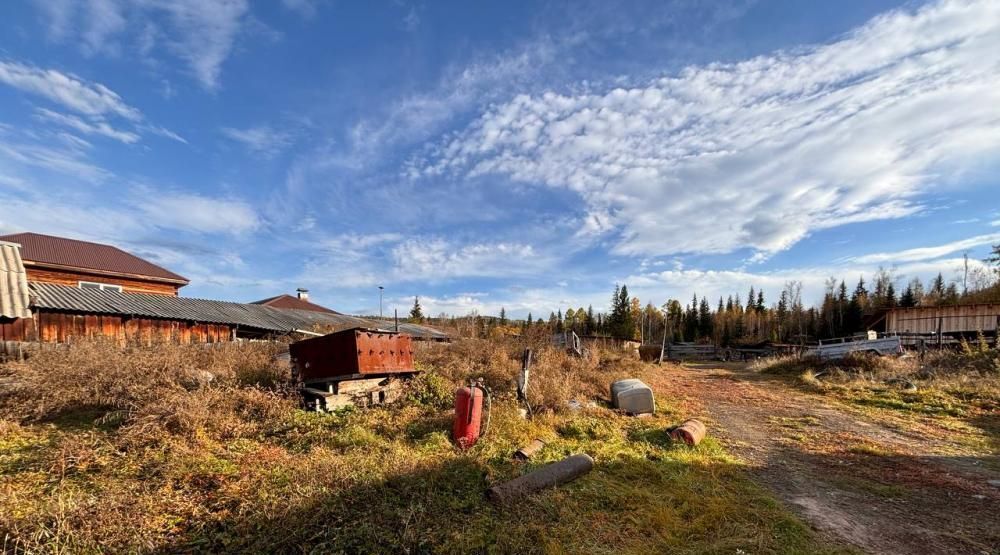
{"left": 416, "top": 0, "right": 1000, "bottom": 259}
{"left": 149, "top": 0, "right": 250, "bottom": 90}
{"left": 0, "top": 60, "right": 142, "bottom": 120}
{"left": 0, "top": 139, "right": 111, "bottom": 182}
{"left": 35, "top": 108, "right": 141, "bottom": 144}
{"left": 137, "top": 192, "right": 261, "bottom": 234}
{"left": 140, "top": 124, "right": 187, "bottom": 144}
{"left": 31, "top": 0, "right": 251, "bottom": 90}
{"left": 221, "top": 125, "right": 293, "bottom": 156}
{"left": 849, "top": 233, "right": 1000, "bottom": 264}
{"left": 391, "top": 239, "right": 542, "bottom": 281}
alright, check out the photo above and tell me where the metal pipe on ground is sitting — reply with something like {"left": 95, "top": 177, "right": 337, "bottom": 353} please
{"left": 487, "top": 453, "right": 594, "bottom": 505}
{"left": 669, "top": 419, "right": 706, "bottom": 446}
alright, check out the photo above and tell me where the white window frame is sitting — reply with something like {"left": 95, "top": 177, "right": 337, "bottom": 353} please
{"left": 78, "top": 281, "right": 124, "bottom": 292}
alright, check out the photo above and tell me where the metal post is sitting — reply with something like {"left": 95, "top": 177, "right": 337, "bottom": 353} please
{"left": 937, "top": 317, "right": 943, "bottom": 348}
{"left": 394, "top": 308, "right": 399, "bottom": 332}
{"left": 658, "top": 322, "right": 668, "bottom": 364}
{"left": 378, "top": 286, "right": 384, "bottom": 319}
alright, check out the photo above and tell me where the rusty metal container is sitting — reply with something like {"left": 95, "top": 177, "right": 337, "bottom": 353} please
{"left": 290, "top": 327, "right": 415, "bottom": 383}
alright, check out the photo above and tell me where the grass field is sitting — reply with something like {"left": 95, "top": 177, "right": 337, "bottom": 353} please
{"left": 0, "top": 338, "right": 845, "bottom": 554}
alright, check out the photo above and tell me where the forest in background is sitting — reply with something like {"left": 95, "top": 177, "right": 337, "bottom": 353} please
{"left": 423, "top": 246, "right": 1000, "bottom": 346}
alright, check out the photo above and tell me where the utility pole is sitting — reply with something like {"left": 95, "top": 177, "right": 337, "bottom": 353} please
{"left": 963, "top": 252, "right": 969, "bottom": 295}
{"left": 378, "top": 286, "right": 384, "bottom": 319}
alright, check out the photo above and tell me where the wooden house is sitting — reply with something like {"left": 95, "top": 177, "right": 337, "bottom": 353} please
{"left": 0, "top": 232, "right": 189, "bottom": 296}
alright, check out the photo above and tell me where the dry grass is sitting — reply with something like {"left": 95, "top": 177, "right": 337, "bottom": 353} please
{"left": 414, "top": 337, "right": 643, "bottom": 413}
{"left": 0, "top": 337, "right": 839, "bottom": 554}
{"left": 751, "top": 347, "right": 999, "bottom": 447}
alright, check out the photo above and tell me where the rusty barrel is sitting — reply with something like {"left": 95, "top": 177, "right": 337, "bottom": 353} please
{"left": 487, "top": 453, "right": 593, "bottom": 505}
{"left": 670, "top": 419, "right": 706, "bottom": 446}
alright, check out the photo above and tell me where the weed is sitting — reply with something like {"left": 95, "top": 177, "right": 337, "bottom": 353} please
{"left": 0, "top": 338, "right": 842, "bottom": 554}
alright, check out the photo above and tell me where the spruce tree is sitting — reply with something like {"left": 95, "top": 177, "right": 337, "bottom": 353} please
{"left": 899, "top": 285, "right": 916, "bottom": 308}
{"left": 409, "top": 296, "right": 424, "bottom": 323}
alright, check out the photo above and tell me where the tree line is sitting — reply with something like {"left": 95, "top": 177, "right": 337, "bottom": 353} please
{"left": 438, "top": 244, "right": 1000, "bottom": 344}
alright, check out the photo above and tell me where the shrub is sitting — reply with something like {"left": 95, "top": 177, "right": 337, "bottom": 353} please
{"left": 0, "top": 339, "right": 291, "bottom": 431}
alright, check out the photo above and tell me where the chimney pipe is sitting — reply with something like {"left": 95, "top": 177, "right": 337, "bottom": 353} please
{"left": 296, "top": 288, "right": 309, "bottom": 301}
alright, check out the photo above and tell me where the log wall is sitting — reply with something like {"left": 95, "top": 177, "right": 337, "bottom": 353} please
{"left": 25, "top": 267, "right": 181, "bottom": 296}
{"left": 0, "top": 312, "right": 233, "bottom": 345}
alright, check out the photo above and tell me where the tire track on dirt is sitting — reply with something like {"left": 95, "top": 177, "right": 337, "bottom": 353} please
{"left": 647, "top": 363, "right": 1000, "bottom": 555}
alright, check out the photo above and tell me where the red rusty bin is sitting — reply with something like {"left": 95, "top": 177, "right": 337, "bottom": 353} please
{"left": 289, "top": 327, "right": 415, "bottom": 383}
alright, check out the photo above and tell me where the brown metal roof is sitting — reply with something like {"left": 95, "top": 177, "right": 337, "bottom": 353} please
{"left": 0, "top": 232, "right": 188, "bottom": 284}
{"left": 252, "top": 294, "right": 341, "bottom": 314}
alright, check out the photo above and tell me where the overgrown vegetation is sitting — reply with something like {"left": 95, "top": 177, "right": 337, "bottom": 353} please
{"left": 0, "top": 338, "right": 840, "bottom": 554}
{"left": 752, "top": 345, "right": 1000, "bottom": 424}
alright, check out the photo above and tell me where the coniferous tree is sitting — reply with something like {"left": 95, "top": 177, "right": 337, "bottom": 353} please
{"left": 756, "top": 290, "right": 766, "bottom": 312}
{"left": 986, "top": 244, "right": 1000, "bottom": 276}
{"left": 499, "top": 307, "right": 507, "bottom": 327}
{"left": 409, "top": 296, "right": 424, "bottom": 323}
{"left": 698, "top": 297, "right": 712, "bottom": 339}
{"left": 899, "top": 285, "right": 917, "bottom": 308}
{"left": 885, "top": 282, "right": 897, "bottom": 308}
{"left": 928, "top": 273, "right": 946, "bottom": 306}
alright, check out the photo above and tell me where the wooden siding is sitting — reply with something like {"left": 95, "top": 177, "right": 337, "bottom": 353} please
{"left": 0, "top": 312, "right": 233, "bottom": 345}
{"left": 25, "top": 267, "right": 180, "bottom": 296}
{"left": 885, "top": 304, "right": 1000, "bottom": 335}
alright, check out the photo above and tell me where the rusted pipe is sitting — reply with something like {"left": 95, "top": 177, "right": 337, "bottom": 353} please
{"left": 669, "top": 419, "right": 706, "bottom": 446}
{"left": 487, "top": 453, "right": 593, "bottom": 505}
{"left": 513, "top": 439, "right": 545, "bottom": 461}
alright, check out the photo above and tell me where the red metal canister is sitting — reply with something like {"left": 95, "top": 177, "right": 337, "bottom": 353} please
{"left": 452, "top": 385, "right": 483, "bottom": 449}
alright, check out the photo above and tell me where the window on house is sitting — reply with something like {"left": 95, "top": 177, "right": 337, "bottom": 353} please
{"left": 78, "top": 281, "right": 124, "bottom": 292}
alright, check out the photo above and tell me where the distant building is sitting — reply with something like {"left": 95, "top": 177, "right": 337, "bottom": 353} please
{"left": 0, "top": 232, "right": 188, "bottom": 296}
{"left": 252, "top": 289, "right": 340, "bottom": 314}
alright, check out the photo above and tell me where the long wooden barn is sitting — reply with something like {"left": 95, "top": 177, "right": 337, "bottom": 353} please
{"left": 0, "top": 233, "right": 450, "bottom": 354}
{"left": 879, "top": 303, "right": 1000, "bottom": 336}
{"left": 0, "top": 282, "right": 375, "bottom": 344}
{"left": 0, "top": 282, "right": 450, "bottom": 349}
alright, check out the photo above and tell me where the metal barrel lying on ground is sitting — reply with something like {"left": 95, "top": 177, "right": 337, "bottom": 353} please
{"left": 669, "top": 419, "right": 707, "bottom": 446}
{"left": 487, "top": 453, "right": 594, "bottom": 505}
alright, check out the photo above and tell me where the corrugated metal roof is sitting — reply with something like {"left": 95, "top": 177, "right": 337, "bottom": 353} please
{"left": 369, "top": 319, "right": 451, "bottom": 340}
{"left": 0, "top": 241, "right": 31, "bottom": 319}
{"left": 29, "top": 282, "right": 373, "bottom": 333}
{"left": 0, "top": 232, "right": 188, "bottom": 283}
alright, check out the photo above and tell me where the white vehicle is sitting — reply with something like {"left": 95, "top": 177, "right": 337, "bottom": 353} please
{"left": 805, "top": 331, "right": 903, "bottom": 361}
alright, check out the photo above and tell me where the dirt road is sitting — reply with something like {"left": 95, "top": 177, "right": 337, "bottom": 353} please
{"left": 649, "top": 363, "right": 999, "bottom": 555}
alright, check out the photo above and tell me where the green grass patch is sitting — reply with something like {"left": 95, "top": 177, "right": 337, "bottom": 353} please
{"left": 0, "top": 401, "right": 847, "bottom": 554}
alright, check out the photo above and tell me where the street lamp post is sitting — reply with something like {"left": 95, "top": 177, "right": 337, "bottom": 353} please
{"left": 378, "top": 286, "right": 384, "bottom": 319}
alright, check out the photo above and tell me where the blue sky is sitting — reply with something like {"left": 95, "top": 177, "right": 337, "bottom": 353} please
{"left": 0, "top": 0, "right": 998, "bottom": 317}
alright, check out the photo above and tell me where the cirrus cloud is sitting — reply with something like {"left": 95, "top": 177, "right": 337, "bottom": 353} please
{"left": 413, "top": 0, "right": 1000, "bottom": 260}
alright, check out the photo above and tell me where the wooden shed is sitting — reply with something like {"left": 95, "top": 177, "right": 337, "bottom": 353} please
{"left": 882, "top": 304, "right": 1000, "bottom": 336}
